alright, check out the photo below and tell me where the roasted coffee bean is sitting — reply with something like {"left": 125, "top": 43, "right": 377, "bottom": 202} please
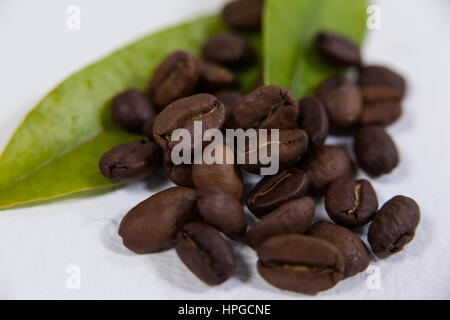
{"left": 359, "top": 100, "right": 402, "bottom": 127}
{"left": 149, "top": 50, "right": 199, "bottom": 109}
{"left": 215, "top": 90, "right": 243, "bottom": 128}
{"left": 358, "top": 66, "right": 406, "bottom": 103}
{"left": 231, "top": 85, "right": 299, "bottom": 130}
{"left": 203, "top": 33, "right": 255, "bottom": 67}
{"left": 99, "top": 140, "right": 161, "bottom": 184}
{"left": 118, "top": 187, "right": 196, "bottom": 253}
{"left": 315, "top": 31, "right": 361, "bottom": 66}
{"left": 222, "top": 0, "right": 264, "bottom": 31}
{"left": 325, "top": 177, "right": 378, "bottom": 228}
{"left": 175, "top": 222, "right": 236, "bottom": 285}
{"left": 153, "top": 94, "right": 226, "bottom": 152}
{"left": 196, "top": 185, "right": 247, "bottom": 240}
{"left": 245, "top": 197, "right": 315, "bottom": 249}
{"left": 316, "top": 75, "right": 362, "bottom": 128}
{"left": 192, "top": 143, "right": 244, "bottom": 199}
{"left": 299, "top": 146, "right": 352, "bottom": 193}
{"left": 368, "top": 196, "right": 420, "bottom": 258}
{"left": 307, "top": 221, "right": 370, "bottom": 278}
{"left": 197, "top": 60, "right": 236, "bottom": 91}
{"left": 246, "top": 168, "right": 310, "bottom": 217}
{"left": 111, "top": 89, "right": 157, "bottom": 133}
{"left": 257, "top": 234, "right": 344, "bottom": 294}
{"left": 239, "top": 129, "right": 308, "bottom": 175}
{"left": 354, "top": 125, "right": 399, "bottom": 177}
{"left": 163, "top": 152, "right": 194, "bottom": 187}
{"left": 298, "top": 97, "right": 329, "bottom": 149}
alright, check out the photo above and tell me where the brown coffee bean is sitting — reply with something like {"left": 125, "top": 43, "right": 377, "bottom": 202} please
{"left": 197, "top": 60, "right": 236, "bottom": 91}
{"left": 306, "top": 221, "right": 370, "bottom": 278}
{"left": 221, "top": 0, "right": 264, "bottom": 31}
{"left": 358, "top": 66, "right": 406, "bottom": 103}
{"left": 316, "top": 75, "right": 362, "bottom": 128}
{"left": 231, "top": 85, "right": 299, "bottom": 130}
{"left": 149, "top": 50, "right": 199, "bottom": 109}
{"left": 257, "top": 234, "right": 344, "bottom": 294}
{"left": 118, "top": 187, "right": 196, "bottom": 253}
{"left": 315, "top": 31, "right": 362, "bottom": 66}
{"left": 215, "top": 90, "right": 244, "bottom": 129}
{"left": 152, "top": 94, "right": 226, "bottom": 152}
{"left": 196, "top": 185, "right": 247, "bottom": 240}
{"left": 354, "top": 125, "right": 399, "bottom": 177}
{"left": 99, "top": 140, "right": 161, "bottom": 184}
{"left": 299, "top": 146, "right": 352, "bottom": 193}
{"left": 175, "top": 222, "right": 236, "bottom": 285}
{"left": 163, "top": 152, "right": 194, "bottom": 187}
{"left": 203, "top": 33, "right": 255, "bottom": 67}
{"left": 325, "top": 177, "right": 378, "bottom": 228}
{"left": 359, "top": 100, "right": 402, "bottom": 127}
{"left": 368, "top": 196, "right": 420, "bottom": 258}
{"left": 298, "top": 97, "right": 329, "bottom": 150}
{"left": 245, "top": 197, "right": 315, "bottom": 249}
{"left": 246, "top": 168, "right": 310, "bottom": 218}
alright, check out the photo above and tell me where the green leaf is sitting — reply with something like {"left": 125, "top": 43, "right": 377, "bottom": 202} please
{"left": 0, "top": 16, "right": 261, "bottom": 210}
{"left": 263, "top": 0, "right": 368, "bottom": 98}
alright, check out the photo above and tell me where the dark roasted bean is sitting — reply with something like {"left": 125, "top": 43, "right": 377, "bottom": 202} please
{"left": 163, "top": 152, "right": 194, "bottom": 187}
{"left": 215, "top": 90, "right": 244, "bottom": 129}
{"left": 359, "top": 100, "right": 402, "bottom": 127}
{"left": 197, "top": 60, "right": 236, "bottom": 91}
{"left": 221, "top": 0, "right": 264, "bottom": 31}
{"left": 315, "top": 31, "right": 362, "bottom": 66}
{"left": 203, "top": 33, "right": 255, "bottom": 67}
{"left": 358, "top": 66, "right": 406, "bottom": 103}
{"left": 298, "top": 97, "right": 329, "bottom": 149}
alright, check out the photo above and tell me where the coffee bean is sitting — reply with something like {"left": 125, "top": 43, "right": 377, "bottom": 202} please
{"left": 99, "top": 140, "right": 161, "bottom": 184}
{"left": 306, "top": 221, "right": 370, "bottom": 278}
{"left": 197, "top": 60, "right": 236, "bottom": 91}
{"left": 299, "top": 146, "right": 352, "bottom": 193}
{"left": 221, "top": 0, "right": 264, "bottom": 31}
{"left": 118, "top": 187, "right": 197, "bottom": 253}
{"left": 239, "top": 129, "right": 308, "bottom": 175}
{"left": 316, "top": 75, "right": 362, "bottom": 128}
{"left": 163, "top": 152, "right": 194, "bottom": 187}
{"left": 246, "top": 167, "right": 310, "bottom": 218}
{"left": 298, "top": 97, "right": 329, "bottom": 149}
{"left": 215, "top": 90, "right": 243, "bottom": 129}
{"left": 354, "top": 125, "right": 399, "bottom": 177}
{"left": 203, "top": 33, "right": 255, "bottom": 67}
{"left": 257, "top": 234, "right": 344, "bottom": 294}
{"left": 315, "top": 31, "right": 362, "bottom": 66}
{"left": 245, "top": 197, "right": 315, "bottom": 249}
{"left": 152, "top": 94, "right": 226, "bottom": 152}
{"left": 358, "top": 66, "right": 406, "bottom": 103}
{"left": 325, "top": 177, "right": 378, "bottom": 228}
{"left": 196, "top": 185, "right": 247, "bottom": 240}
{"left": 149, "top": 50, "right": 199, "bottom": 109}
{"left": 368, "top": 196, "right": 420, "bottom": 258}
{"left": 231, "top": 85, "right": 299, "bottom": 130}
{"left": 175, "top": 222, "right": 236, "bottom": 285}
{"left": 111, "top": 89, "right": 157, "bottom": 133}
{"left": 359, "top": 100, "right": 402, "bottom": 127}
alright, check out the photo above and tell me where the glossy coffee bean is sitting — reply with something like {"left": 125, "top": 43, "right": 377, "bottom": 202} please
{"left": 163, "top": 152, "right": 194, "bottom": 187}
{"left": 359, "top": 100, "right": 402, "bottom": 127}
{"left": 215, "top": 90, "right": 243, "bottom": 129}
{"left": 153, "top": 94, "right": 226, "bottom": 152}
{"left": 196, "top": 185, "right": 247, "bottom": 240}
{"left": 111, "top": 89, "right": 157, "bottom": 133}
{"left": 299, "top": 146, "right": 352, "bottom": 193}
{"left": 298, "top": 97, "right": 329, "bottom": 149}
{"left": 325, "top": 177, "right": 378, "bottom": 228}
{"left": 246, "top": 168, "right": 310, "bottom": 218}
{"left": 354, "top": 125, "right": 399, "bottom": 177}
{"left": 149, "top": 50, "right": 199, "bottom": 109}
{"left": 197, "top": 60, "right": 236, "bottom": 91}
{"left": 257, "top": 234, "right": 344, "bottom": 294}
{"left": 99, "top": 140, "right": 161, "bottom": 184}
{"left": 306, "top": 221, "right": 370, "bottom": 278}
{"left": 221, "top": 0, "right": 264, "bottom": 31}
{"left": 239, "top": 129, "right": 308, "bottom": 175}
{"left": 245, "top": 197, "right": 315, "bottom": 249}
{"left": 315, "top": 31, "right": 361, "bottom": 66}
{"left": 203, "top": 33, "right": 255, "bottom": 67}
{"left": 231, "top": 85, "right": 299, "bottom": 130}
{"left": 358, "top": 66, "right": 406, "bottom": 103}
{"left": 316, "top": 75, "right": 362, "bottom": 128}
{"left": 368, "top": 196, "right": 420, "bottom": 258}
{"left": 118, "top": 187, "right": 197, "bottom": 253}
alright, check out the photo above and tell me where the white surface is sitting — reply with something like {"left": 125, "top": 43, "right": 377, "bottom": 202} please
{"left": 0, "top": 0, "right": 449, "bottom": 300}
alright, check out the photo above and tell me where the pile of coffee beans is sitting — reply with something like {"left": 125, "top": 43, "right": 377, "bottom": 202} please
{"left": 99, "top": 0, "right": 420, "bottom": 294}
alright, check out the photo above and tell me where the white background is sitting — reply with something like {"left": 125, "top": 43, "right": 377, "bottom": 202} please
{"left": 0, "top": 0, "right": 449, "bottom": 299}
